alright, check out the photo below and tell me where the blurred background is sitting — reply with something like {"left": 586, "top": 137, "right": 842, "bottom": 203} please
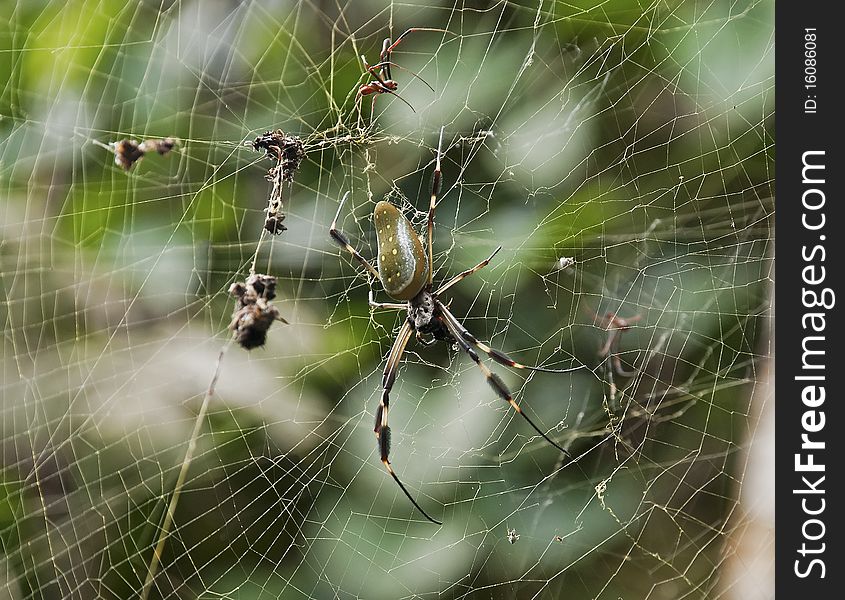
{"left": 1, "top": 0, "right": 773, "bottom": 598}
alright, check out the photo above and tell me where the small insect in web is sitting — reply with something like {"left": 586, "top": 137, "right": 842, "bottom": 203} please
{"left": 330, "top": 127, "right": 581, "bottom": 524}
{"left": 554, "top": 256, "right": 576, "bottom": 271}
{"left": 251, "top": 130, "right": 306, "bottom": 235}
{"left": 229, "top": 274, "right": 288, "bottom": 350}
{"left": 355, "top": 28, "right": 452, "bottom": 115}
{"left": 108, "top": 137, "right": 178, "bottom": 171}
{"left": 507, "top": 528, "right": 520, "bottom": 544}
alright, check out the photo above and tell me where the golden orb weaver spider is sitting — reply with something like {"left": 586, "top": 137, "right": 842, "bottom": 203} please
{"left": 330, "top": 127, "right": 581, "bottom": 524}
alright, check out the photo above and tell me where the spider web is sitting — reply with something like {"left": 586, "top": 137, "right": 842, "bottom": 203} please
{"left": 1, "top": 1, "right": 774, "bottom": 598}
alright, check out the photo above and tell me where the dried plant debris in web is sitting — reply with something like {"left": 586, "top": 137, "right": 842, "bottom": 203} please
{"left": 252, "top": 130, "right": 305, "bottom": 180}
{"left": 251, "top": 130, "right": 306, "bottom": 235}
{"left": 228, "top": 274, "right": 288, "bottom": 350}
{"left": 112, "top": 137, "right": 178, "bottom": 170}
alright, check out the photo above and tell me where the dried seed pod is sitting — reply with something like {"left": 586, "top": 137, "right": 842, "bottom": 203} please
{"left": 112, "top": 140, "right": 145, "bottom": 170}
{"left": 263, "top": 214, "right": 287, "bottom": 234}
{"left": 228, "top": 273, "right": 287, "bottom": 350}
{"left": 251, "top": 130, "right": 305, "bottom": 234}
{"left": 111, "top": 137, "right": 178, "bottom": 170}
{"left": 252, "top": 130, "right": 305, "bottom": 181}
{"left": 139, "top": 137, "right": 178, "bottom": 155}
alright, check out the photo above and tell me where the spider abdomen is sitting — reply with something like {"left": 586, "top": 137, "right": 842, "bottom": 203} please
{"left": 374, "top": 201, "right": 428, "bottom": 300}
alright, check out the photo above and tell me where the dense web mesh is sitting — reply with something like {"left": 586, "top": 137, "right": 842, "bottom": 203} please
{"left": 1, "top": 1, "right": 773, "bottom": 598}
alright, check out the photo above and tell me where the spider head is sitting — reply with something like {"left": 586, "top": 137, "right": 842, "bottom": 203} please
{"left": 409, "top": 289, "right": 436, "bottom": 331}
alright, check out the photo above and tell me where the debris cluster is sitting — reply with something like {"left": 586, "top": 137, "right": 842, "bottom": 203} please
{"left": 112, "top": 138, "right": 177, "bottom": 170}
{"left": 251, "top": 130, "right": 305, "bottom": 234}
{"left": 224, "top": 131, "right": 305, "bottom": 350}
{"left": 228, "top": 274, "right": 287, "bottom": 350}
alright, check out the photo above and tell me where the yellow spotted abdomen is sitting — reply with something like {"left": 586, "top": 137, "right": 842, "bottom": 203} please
{"left": 373, "top": 201, "right": 428, "bottom": 300}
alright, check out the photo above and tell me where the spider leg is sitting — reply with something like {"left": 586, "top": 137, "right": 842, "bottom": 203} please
{"left": 620, "top": 313, "right": 643, "bottom": 326}
{"left": 381, "top": 27, "right": 453, "bottom": 58}
{"left": 604, "top": 355, "right": 618, "bottom": 406}
{"left": 329, "top": 191, "right": 381, "bottom": 281}
{"left": 596, "top": 313, "right": 642, "bottom": 378}
{"left": 598, "top": 328, "right": 619, "bottom": 359}
{"left": 381, "top": 38, "right": 393, "bottom": 80}
{"left": 361, "top": 55, "right": 388, "bottom": 85}
{"left": 427, "top": 126, "right": 444, "bottom": 285}
{"left": 359, "top": 56, "right": 418, "bottom": 112}
{"left": 438, "top": 304, "right": 582, "bottom": 374}
{"left": 612, "top": 354, "right": 639, "bottom": 378}
{"left": 439, "top": 313, "right": 570, "bottom": 456}
{"left": 377, "top": 319, "right": 413, "bottom": 434}
{"left": 368, "top": 61, "right": 436, "bottom": 92}
{"left": 607, "top": 334, "right": 638, "bottom": 378}
{"left": 368, "top": 290, "right": 406, "bottom": 311}
{"left": 377, "top": 319, "right": 442, "bottom": 525}
{"left": 435, "top": 246, "right": 501, "bottom": 296}
{"left": 381, "top": 88, "right": 417, "bottom": 112}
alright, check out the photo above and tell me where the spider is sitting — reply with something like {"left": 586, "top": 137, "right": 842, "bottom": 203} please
{"left": 329, "top": 127, "right": 579, "bottom": 524}
{"left": 591, "top": 310, "right": 642, "bottom": 406}
{"left": 355, "top": 27, "right": 450, "bottom": 114}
